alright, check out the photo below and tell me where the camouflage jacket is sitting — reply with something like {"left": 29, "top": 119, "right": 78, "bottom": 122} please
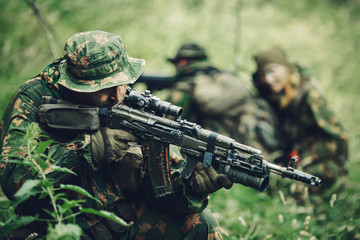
{"left": 0, "top": 59, "right": 208, "bottom": 229}
{"left": 167, "top": 60, "right": 283, "bottom": 160}
{"left": 266, "top": 66, "right": 349, "bottom": 193}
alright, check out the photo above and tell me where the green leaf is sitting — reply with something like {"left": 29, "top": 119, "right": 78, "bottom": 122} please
{"left": 80, "top": 208, "right": 130, "bottom": 227}
{"left": 57, "top": 205, "right": 67, "bottom": 216}
{"left": 39, "top": 191, "right": 49, "bottom": 200}
{"left": 0, "top": 199, "right": 16, "bottom": 224}
{"left": 50, "top": 166, "right": 77, "bottom": 176}
{"left": 65, "top": 213, "right": 76, "bottom": 224}
{"left": 13, "top": 179, "right": 41, "bottom": 206}
{"left": 41, "top": 208, "right": 57, "bottom": 219}
{"left": 3, "top": 155, "right": 26, "bottom": 160}
{"left": 54, "top": 192, "right": 66, "bottom": 200}
{"left": 60, "top": 198, "right": 86, "bottom": 210}
{"left": 36, "top": 139, "right": 53, "bottom": 155}
{"left": 36, "top": 158, "right": 49, "bottom": 171}
{"left": 39, "top": 133, "right": 51, "bottom": 138}
{"left": 46, "top": 223, "right": 82, "bottom": 240}
{"left": 40, "top": 178, "right": 54, "bottom": 189}
{"left": 59, "top": 184, "right": 100, "bottom": 203}
{"left": 39, "top": 153, "right": 55, "bottom": 161}
{"left": 5, "top": 159, "right": 33, "bottom": 166}
{"left": 0, "top": 215, "right": 37, "bottom": 238}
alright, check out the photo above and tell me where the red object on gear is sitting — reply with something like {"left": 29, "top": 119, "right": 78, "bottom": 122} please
{"left": 288, "top": 149, "right": 300, "bottom": 166}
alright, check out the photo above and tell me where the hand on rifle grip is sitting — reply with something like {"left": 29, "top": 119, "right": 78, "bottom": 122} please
{"left": 91, "top": 127, "right": 139, "bottom": 164}
{"left": 189, "top": 162, "right": 233, "bottom": 194}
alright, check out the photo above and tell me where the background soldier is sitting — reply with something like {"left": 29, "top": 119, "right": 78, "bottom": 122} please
{"left": 252, "top": 46, "right": 348, "bottom": 204}
{"left": 166, "top": 42, "right": 283, "bottom": 162}
{"left": 0, "top": 31, "right": 232, "bottom": 239}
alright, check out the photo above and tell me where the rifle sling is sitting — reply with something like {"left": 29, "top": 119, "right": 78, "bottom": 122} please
{"left": 180, "top": 132, "right": 218, "bottom": 179}
{"left": 203, "top": 132, "right": 218, "bottom": 168}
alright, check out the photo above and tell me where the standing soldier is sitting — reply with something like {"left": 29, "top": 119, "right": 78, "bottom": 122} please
{"left": 252, "top": 46, "right": 348, "bottom": 204}
{"left": 167, "top": 42, "right": 283, "bottom": 162}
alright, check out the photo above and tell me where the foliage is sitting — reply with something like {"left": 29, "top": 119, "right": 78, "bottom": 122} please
{"left": 0, "top": 123, "right": 128, "bottom": 239}
{"left": 210, "top": 184, "right": 360, "bottom": 239}
{"left": 1, "top": 0, "right": 360, "bottom": 239}
{"left": 46, "top": 223, "right": 82, "bottom": 240}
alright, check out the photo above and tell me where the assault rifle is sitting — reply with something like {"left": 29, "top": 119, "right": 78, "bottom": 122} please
{"left": 38, "top": 89, "right": 321, "bottom": 197}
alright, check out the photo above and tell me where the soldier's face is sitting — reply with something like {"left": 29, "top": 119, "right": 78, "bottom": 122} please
{"left": 259, "top": 63, "right": 290, "bottom": 93}
{"left": 174, "top": 58, "right": 188, "bottom": 71}
{"left": 73, "top": 85, "right": 127, "bottom": 108}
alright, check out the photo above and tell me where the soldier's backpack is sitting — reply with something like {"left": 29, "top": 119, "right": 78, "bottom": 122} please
{"left": 191, "top": 71, "right": 284, "bottom": 161}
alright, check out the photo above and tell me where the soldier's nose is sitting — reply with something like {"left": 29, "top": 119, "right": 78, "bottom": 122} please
{"left": 264, "top": 71, "right": 276, "bottom": 85}
{"left": 109, "top": 86, "right": 121, "bottom": 103}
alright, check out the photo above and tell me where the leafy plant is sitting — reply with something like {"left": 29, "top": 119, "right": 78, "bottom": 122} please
{"left": 0, "top": 122, "right": 129, "bottom": 239}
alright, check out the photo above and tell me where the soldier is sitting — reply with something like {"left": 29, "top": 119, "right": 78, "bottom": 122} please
{"left": 0, "top": 31, "right": 232, "bottom": 239}
{"left": 252, "top": 46, "right": 348, "bottom": 204}
{"left": 166, "top": 42, "right": 283, "bottom": 161}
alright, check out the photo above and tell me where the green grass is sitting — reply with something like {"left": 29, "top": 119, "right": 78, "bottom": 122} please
{"left": 1, "top": 0, "right": 360, "bottom": 239}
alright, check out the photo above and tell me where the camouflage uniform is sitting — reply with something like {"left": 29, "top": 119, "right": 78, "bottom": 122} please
{"left": 167, "top": 43, "right": 283, "bottom": 161}
{"left": 253, "top": 47, "right": 348, "bottom": 204}
{"left": 0, "top": 31, "right": 222, "bottom": 239}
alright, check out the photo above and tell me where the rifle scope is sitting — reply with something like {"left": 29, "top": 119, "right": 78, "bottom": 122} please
{"left": 126, "top": 89, "right": 183, "bottom": 118}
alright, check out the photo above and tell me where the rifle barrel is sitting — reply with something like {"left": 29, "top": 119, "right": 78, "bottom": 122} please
{"left": 266, "top": 161, "right": 322, "bottom": 186}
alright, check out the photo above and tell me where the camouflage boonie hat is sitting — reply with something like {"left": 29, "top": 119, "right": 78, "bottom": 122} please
{"left": 58, "top": 30, "right": 145, "bottom": 92}
{"left": 167, "top": 42, "right": 207, "bottom": 63}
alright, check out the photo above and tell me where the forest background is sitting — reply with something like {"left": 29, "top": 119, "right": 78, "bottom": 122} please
{"left": 1, "top": 0, "right": 359, "bottom": 239}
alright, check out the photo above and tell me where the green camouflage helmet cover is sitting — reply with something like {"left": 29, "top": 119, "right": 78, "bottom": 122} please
{"left": 167, "top": 42, "right": 207, "bottom": 63}
{"left": 57, "top": 30, "right": 145, "bottom": 92}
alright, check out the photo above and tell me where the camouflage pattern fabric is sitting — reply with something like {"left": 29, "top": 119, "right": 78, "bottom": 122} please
{"left": 82, "top": 201, "right": 221, "bottom": 240}
{"left": 58, "top": 30, "right": 145, "bottom": 93}
{"left": 255, "top": 65, "right": 349, "bottom": 204}
{"left": 167, "top": 60, "right": 283, "bottom": 161}
{"left": 0, "top": 53, "right": 221, "bottom": 239}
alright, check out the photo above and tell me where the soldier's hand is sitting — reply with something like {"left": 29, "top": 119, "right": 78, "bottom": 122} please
{"left": 91, "top": 127, "right": 139, "bottom": 164}
{"left": 189, "top": 162, "right": 233, "bottom": 194}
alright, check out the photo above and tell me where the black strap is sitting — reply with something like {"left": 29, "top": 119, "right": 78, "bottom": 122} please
{"left": 203, "top": 132, "right": 218, "bottom": 168}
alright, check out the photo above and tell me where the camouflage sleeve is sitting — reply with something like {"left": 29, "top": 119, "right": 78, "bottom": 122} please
{"left": 0, "top": 92, "right": 91, "bottom": 199}
{"left": 295, "top": 88, "right": 348, "bottom": 194}
{"left": 304, "top": 87, "right": 348, "bottom": 162}
{"left": 306, "top": 87, "right": 347, "bottom": 138}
